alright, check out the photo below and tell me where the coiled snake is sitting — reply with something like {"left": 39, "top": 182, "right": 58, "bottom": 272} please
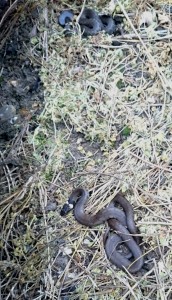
{"left": 60, "top": 188, "right": 144, "bottom": 273}
{"left": 58, "top": 8, "right": 117, "bottom": 37}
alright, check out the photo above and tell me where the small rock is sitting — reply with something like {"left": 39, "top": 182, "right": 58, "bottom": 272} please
{"left": 44, "top": 202, "right": 57, "bottom": 212}
{"left": 62, "top": 247, "right": 72, "bottom": 255}
{"left": 0, "top": 105, "right": 16, "bottom": 123}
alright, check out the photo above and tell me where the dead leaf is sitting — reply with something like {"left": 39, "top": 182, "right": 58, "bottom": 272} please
{"left": 158, "top": 13, "right": 170, "bottom": 25}
{"left": 139, "top": 11, "right": 157, "bottom": 27}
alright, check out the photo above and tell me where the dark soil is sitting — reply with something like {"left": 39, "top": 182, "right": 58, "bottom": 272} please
{"left": 0, "top": 13, "right": 43, "bottom": 139}
{"left": 0, "top": 3, "right": 44, "bottom": 197}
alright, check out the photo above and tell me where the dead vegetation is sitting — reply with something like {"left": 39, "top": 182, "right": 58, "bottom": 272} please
{"left": 0, "top": 0, "right": 172, "bottom": 299}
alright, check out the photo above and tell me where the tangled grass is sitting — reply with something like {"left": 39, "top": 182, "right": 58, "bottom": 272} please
{"left": 1, "top": 0, "right": 172, "bottom": 299}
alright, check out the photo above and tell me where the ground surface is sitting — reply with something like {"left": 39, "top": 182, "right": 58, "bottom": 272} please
{"left": 0, "top": 0, "right": 172, "bottom": 299}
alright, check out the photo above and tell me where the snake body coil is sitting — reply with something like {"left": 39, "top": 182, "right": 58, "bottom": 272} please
{"left": 58, "top": 10, "right": 74, "bottom": 26}
{"left": 58, "top": 8, "right": 117, "bottom": 37}
{"left": 60, "top": 188, "right": 144, "bottom": 273}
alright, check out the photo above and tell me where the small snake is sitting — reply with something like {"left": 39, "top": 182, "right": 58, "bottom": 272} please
{"left": 58, "top": 8, "right": 117, "bottom": 37}
{"left": 60, "top": 188, "right": 144, "bottom": 273}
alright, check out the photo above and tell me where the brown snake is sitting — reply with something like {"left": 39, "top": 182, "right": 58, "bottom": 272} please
{"left": 60, "top": 188, "right": 144, "bottom": 273}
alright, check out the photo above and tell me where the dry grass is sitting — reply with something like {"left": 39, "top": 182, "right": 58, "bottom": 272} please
{"left": 1, "top": 0, "right": 172, "bottom": 299}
